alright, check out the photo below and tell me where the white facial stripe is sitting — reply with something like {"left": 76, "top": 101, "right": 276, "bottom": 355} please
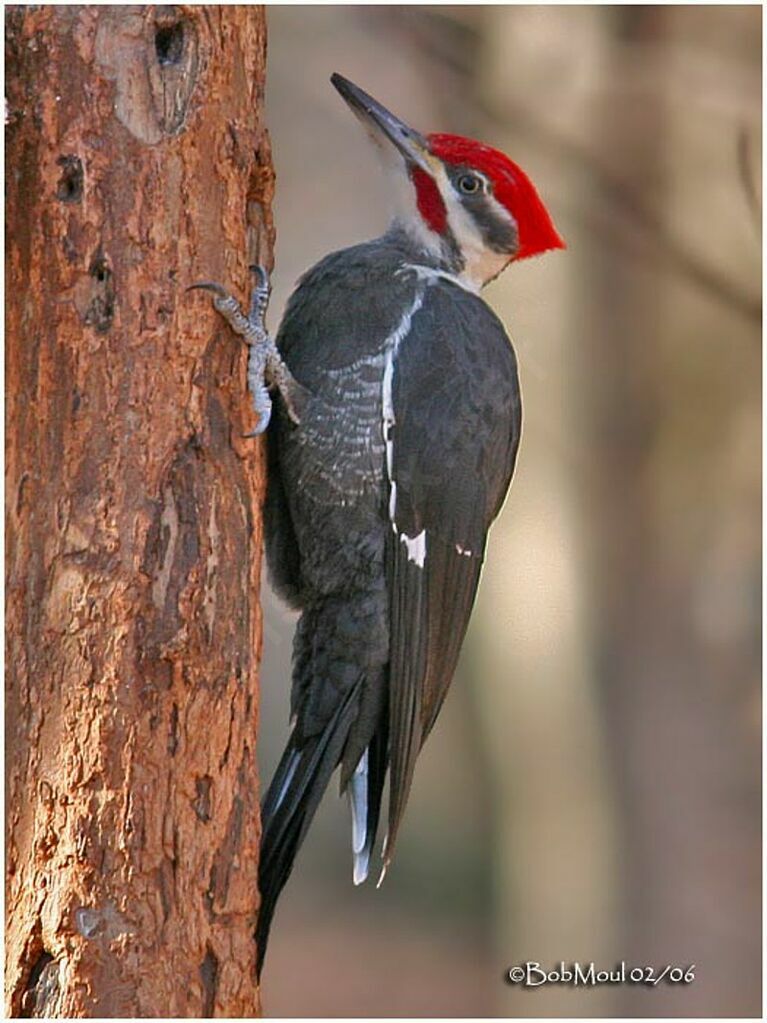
{"left": 385, "top": 149, "right": 518, "bottom": 287}
{"left": 423, "top": 163, "right": 514, "bottom": 288}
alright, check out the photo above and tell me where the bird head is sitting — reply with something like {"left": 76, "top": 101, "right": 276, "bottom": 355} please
{"left": 331, "top": 73, "right": 565, "bottom": 290}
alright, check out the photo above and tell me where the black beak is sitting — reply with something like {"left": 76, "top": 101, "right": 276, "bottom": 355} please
{"left": 331, "top": 73, "right": 433, "bottom": 174}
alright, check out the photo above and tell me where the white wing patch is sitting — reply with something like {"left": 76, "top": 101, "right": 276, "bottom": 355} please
{"left": 403, "top": 529, "right": 427, "bottom": 567}
{"left": 382, "top": 290, "right": 429, "bottom": 572}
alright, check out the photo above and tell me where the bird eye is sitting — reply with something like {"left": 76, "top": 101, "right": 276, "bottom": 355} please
{"left": 457, "top": 174, "right": 482, "bottom": 195}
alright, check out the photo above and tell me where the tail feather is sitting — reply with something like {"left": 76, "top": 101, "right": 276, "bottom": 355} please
{"left": 347, "top": 717, "right": 389, "bottom": 885}
{"left": 349, "top": 749, "right": 369, "bottom": 880}
{"left": 256, "top": 690, "right": 358, "bottom": 976}
{"left": 262, "top": 746, "right": 300, "bottom": 820}
{"left": 364, "top": 720, "right": 388, "bottom": 877}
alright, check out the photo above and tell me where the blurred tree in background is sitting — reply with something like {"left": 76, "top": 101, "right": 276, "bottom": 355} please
{"left": 259, "top": 5, "right": 760, "bottom": 1017}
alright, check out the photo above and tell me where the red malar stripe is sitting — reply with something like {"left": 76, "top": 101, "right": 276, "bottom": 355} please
{"left": 411, "top": 168, "right": 447, "bottom": 234}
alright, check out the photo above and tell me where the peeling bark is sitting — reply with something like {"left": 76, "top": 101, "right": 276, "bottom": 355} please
{"left": 5, "top": 6, "right": 272, "bottom": 1016}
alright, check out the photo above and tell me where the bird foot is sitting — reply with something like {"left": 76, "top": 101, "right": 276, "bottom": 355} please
{"left": 188, "top": 266, "right": 303, "bottom": 435}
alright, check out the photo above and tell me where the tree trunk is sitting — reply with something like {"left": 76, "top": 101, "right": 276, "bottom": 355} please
{"left": 5, "top": 6, "right": 272, "bottom": 1016}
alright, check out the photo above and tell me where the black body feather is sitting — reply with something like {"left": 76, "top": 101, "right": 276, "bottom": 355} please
{"left": 257, "top": 226, "right": 521, "bottom": 972}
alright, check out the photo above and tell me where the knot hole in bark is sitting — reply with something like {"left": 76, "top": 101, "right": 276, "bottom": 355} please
{"left": 81, "top": 250, "right": 115, "bottom": 333}
{"left": 20, "top": 950, "right": 57, "bottom": 1018}
{"left": 155, "top": 21, "right": 184, "bottom": 66}
{"left": 199, "top": 946, "right": 219, "bottom": 1017}
{"left": 56, "top": 156, "right": 83, "bottom": 204}
{"left": 149, "top": 8, "right": 199, "bottom": 136}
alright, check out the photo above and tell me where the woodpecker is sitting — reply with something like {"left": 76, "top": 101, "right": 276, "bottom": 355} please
{"left": 193, "top": 73, "right": 564, "bottom": 976}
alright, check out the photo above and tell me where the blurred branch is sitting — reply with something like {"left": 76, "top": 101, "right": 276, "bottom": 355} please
{"left": 401, "top": 7, "right": 761, "bottom": 328}
{"left": 487, "top": 100, "right": 761, "bottom": 327}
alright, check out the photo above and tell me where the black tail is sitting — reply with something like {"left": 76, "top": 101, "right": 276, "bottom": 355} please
{"left": 256, "top": 691, "right": 358, "bottom": 977}
{"left": 256, "top": 587, "right": 391, "bottom": 976}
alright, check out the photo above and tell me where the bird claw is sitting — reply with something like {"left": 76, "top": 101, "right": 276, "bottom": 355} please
{"left": 242, "top": 416, "right": 270, "bottom": 438}
{"left": 186, "top": 281, "right": 231, "bottom": 299}
{"left": 189, "top": 266, "right": 279, "bottom": 434}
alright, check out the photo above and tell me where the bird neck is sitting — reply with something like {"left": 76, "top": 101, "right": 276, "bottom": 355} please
{"left": 384, "top": 216, "right": 513, "bottom": 291}
{"left": 385, "top": 219, "right": 463, "bottom": 277}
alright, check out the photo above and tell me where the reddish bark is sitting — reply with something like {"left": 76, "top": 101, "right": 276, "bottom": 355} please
{"left": 5, "top": 5, "right": 273, "bottom": 1016}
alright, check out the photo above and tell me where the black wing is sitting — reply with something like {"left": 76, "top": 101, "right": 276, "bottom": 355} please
{"left": 384, "top": 280, "right": 522, "bottom": 863}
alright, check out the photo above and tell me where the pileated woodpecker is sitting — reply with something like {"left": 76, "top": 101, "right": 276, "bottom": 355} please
{"left": 192, "top": 73, "right": 564, "bottom": 976}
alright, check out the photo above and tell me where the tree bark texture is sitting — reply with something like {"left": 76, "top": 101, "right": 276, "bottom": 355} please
{"left": 6, "top": 6, "right": 273, "bottom": 1016}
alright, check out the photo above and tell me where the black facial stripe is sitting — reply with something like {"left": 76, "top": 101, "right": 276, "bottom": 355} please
{"left": 459, "top": 193, "right": 518, "bottom": 253}
{"left": 444, "top": 163, "right": 518, "bottom": 255}
{"left": 438, "top": 226, "right": 464, "bottom": 274}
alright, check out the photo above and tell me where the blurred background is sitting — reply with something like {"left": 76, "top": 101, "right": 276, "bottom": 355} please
{"left": 258, "top": 6, "right": 761, "bottom": 1017}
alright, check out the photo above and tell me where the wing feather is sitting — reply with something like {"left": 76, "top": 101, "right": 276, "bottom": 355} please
{"left": 421, "top": 536, "right": 484, "bottom": 739}
{"left": 383, "top": 280, "right": 521, "bottom": 866}
{"left": 385, "top": 530, "right": 430, "bottom": 859}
